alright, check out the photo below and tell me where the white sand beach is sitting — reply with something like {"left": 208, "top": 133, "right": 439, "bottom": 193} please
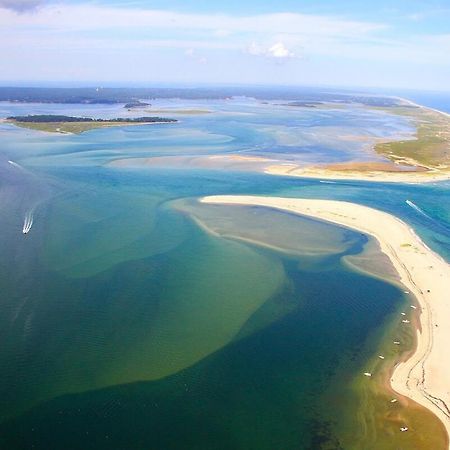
{"left": 201, "top": 195, "right": 450, "bottom": 446}
{"left": 264, "top": 163, "right": 450, "bottom": 183}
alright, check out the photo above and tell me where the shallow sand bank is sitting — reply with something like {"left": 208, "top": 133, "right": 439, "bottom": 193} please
{"left": 265, "top": 163, "right": 450, "bottom": 183}
{"left": 108, "top": 154, "right": 273, "bottom": 170}
{"left": 201, "top": 195, "right": 450, "bottom": 446}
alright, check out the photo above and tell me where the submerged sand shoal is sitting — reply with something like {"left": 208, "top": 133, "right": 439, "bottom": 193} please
{"left": 201, "top": 195, "right": 450, "bottom": 446}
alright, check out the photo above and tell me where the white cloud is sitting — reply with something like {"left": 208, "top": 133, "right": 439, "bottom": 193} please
{"left": 0, "top": 1, "right": 449, "bottom": 87}
{"left": 0, "top": 3, "right": 387, "bottom": 65}
{"left": 0, "top": 0, "right": 44, "bottom": 12}
{"left": 267, "top": 42, "right": 294, "bottom": 58}
{"left": 246, "top": 41, "right": 295, "bottom": 59}
{"left": 0, "top": 4, "right": 384, "bottom": 37}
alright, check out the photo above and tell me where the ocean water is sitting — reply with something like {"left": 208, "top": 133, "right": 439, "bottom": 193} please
{"left": 0, "top": 98, "right": 449, "bottom": 449}
{"left": 396, "top": 90, "right": 450, "bottom": 114}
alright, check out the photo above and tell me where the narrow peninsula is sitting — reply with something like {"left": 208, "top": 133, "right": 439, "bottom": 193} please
{"left": 201, "top": 194, "right": 450, "bottom": 445}
{"left": 265, "top": 101, "right": 450, "bottom": 183}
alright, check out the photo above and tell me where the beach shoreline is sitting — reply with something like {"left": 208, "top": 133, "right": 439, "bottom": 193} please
{"left": 397, "top": 97, "right": 450, "bottom": 120}
{"left": 201, "top": 195, "right": 450, "bottom": 448}
{"left": 264, "top": 100, "right": 450, "bottom": 184}
{"left": 264, "top": 163, "right": 450, "bottom": 183}
{"left": 102, "top": 98, "right": 450, "bottom": 184}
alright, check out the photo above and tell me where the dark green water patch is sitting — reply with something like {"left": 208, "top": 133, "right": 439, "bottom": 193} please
{"left": 0, "top": 204, "right": 285, "bottom": 421}
{"left": 0, "top": 252, "right": 404, "bottom": 450}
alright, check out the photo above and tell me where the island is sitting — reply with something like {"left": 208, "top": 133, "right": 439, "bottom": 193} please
{"left": 284, "top": 101, "right": 323, "bottom": 107}
{"left": 124, "top": 101, "right": 151, "bottom": 109}
{"left": 5, "top": 114, "right": 177, "bottom": 134}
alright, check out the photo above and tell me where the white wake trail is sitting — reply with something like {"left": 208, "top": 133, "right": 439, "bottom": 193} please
{"left": 22, "top": 212, "right": 34, "bottom": 234}
{"left": 8, "top": 160, "right": 22, "bottom": 169}
{"left": 405, "top": 200, "right": 432, "bottom": 220}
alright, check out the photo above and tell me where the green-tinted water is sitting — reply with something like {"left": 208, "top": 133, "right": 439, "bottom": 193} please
{"left": 1, "top": 98, "right": 449, "bottom": 449}
{"left": 0, "top": 232, "right": 407, "bottom": 449}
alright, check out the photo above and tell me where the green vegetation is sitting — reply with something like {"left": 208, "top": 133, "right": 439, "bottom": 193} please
{"left": 376, "top": 106, "right": 450, "bottom": 168}
{"left": 7, "top": 114, "right": 177, "bottom": 134}
{"left": 0, "top": 86, "right": 403, "bottom": 105}
{"left": 284, "top": 101, "right": 323, "bottom": 107}
{"left": 7, "top": 114, "right": 176, "bottom": 123}
{"left": 124, "top": 101, "right": 151, "bottom": 109}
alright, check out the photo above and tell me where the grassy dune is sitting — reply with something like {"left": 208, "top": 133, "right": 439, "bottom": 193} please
{"left": 6, "top": 115, "right": 177, "bottom": 134}
{"left": 376, "top": 106, "right": 450, "bottom": 168}
{"left": 10, "top": 121, "right": 134, "bottom": 134}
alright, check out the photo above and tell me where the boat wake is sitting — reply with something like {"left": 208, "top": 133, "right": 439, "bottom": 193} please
{"left": 8, "top": 160, "right": 22, "bottom": 169}
{"left": 319, "top": 180, "right": 337, "bottom": 184}
{"left": 22, "top": 211, "right": 34, "bottom": 234}
{"left": 405, "top": 200, "right": 432, "bottom": 220}
{"left": 406, "top": 199, "right": 450, "bottom": 236}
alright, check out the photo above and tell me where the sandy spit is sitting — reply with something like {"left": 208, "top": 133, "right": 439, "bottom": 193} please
{"left": 201, "top": 194, "right": 450, "bottom": 446}
{"left": 265, "top": 164, "right": 450, "bottom": 184}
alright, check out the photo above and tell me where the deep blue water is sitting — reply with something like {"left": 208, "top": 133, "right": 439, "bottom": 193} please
{"left": 377, "top": 89, "right": 450, "bottom": 113}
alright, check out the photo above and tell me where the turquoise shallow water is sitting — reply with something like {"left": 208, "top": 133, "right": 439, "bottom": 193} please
{"left": 0, "top": 98, "right": 449, "bottom": 449}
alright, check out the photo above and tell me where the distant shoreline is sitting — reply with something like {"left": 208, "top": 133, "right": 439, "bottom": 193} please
{"left": 106, "top": 98, "right": 450, "bottom": 183}
{"left": 201, "top": 195, "right": 450, "bottom": 448}
{"left": 264, "top": 163, "right": 450, "bottom": 183}
{"left": 264, "top": 100, "right": 450, "bottom": 183}
{"left": 4, "top": 115, "right": 178, "bottom": 134}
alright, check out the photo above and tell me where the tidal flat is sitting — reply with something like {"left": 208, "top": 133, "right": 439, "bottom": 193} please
{"left": 1, "top": 96, "right": 449, "bottom": 449}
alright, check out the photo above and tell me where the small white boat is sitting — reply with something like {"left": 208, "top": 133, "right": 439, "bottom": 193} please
{"left": 394, "top": 341, "right": 401, "bottom": 345}
{"left": 378, "top": 355, "right": 385, "bottom": 360}
{"left": 402, "top": 320, "right": 410, "bottom": 324}
{"left": 410, "top": 305, "right": 417, "bottom": 310}
{"left": 401, "top": 312, "right": 406, "bottom": 316}
{"left": 364, "top": 372, "right": 372, "bottom": 377}
{"left": 22, "top": 212, "right": 33, "bottom": 234}
{"left": 400, "top": 427, "right": 408, "bottom": 432}
{"left": 390, "top": 398, "right": 398, "bottom": 403}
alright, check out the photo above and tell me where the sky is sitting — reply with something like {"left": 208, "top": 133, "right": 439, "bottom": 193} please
{"left": 1, "top": 0, "right": 450, "bottom": 91}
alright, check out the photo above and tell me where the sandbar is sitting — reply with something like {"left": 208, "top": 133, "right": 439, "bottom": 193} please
{"left": 201, "top": 194, "right": 450, "bottom": 446}
{"left": 265, "top": 163, "right": 450, "bottom": 183}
